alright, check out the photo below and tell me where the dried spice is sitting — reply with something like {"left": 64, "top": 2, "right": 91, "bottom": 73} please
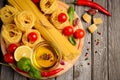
{"left": 85, "top": 57, "right": 88, "bottom": 60}
{"left": 87, "top": 63, "right": 90, "bottom": 65}
{"left": 40, "top": 53, "right": 52, "bottom": 60}
{"left": 85, "top": 53, "right": 88, "bottom": 56}
{"left": 95, "top": 51, "right": 98, "bottom": 53}
{"left": 95, "top": 39, "right": 100, "bottom": 45}
{"left": 87, "top": 48, "right": 90, "bottom": 51}
{"left": 87, "top": 8, "right": 98, "bottom": 15}
{"left": 97, "top": 32, "right": 101, "bottom": 35}
{"left": 88, "top": 42, "right": 91, "bottom": 44}
{"left": 60, "top": 60, "right": 65, "bottom": 65}
{"left": 73, "top": 18, "right": 80, "bottom": 26}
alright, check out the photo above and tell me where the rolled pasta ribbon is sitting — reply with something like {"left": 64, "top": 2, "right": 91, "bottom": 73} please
{"left": 0, "top": 5, "right": 18, "bottom": 24}
{"left": 40, "top": 0, "right": 57, "bottom": 14}
{"left": 1, "top": 24, "right": 22, "bottom": 45}
{"left": 14, "top": 11, "right": 36, "bottom": 31}
{"left": 50, "top": 10, "right": 70, "bottom": 29}
{"left": 22, "top": 29, "right": 41, "bottom": 47}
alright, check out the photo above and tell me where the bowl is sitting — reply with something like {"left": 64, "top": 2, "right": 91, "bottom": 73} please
{"left": 31, "top": 41, "right": 62, "bottom": 71}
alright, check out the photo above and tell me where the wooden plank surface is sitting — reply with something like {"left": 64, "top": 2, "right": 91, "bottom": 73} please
{"left": 0, "top": 0, "right": 120, "bottom": 80}
{"left": 108, "top": 0, "right": 120, "bottom": 80}
{"left": 74, "top": 4, "right": 92, "bottom": 80}
{"left": 92, "top": 0, "right": 108, "bottom": 80}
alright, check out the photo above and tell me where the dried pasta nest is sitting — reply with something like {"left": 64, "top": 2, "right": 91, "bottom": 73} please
{"left": 0, "top": 5, "right": 18, "bottom": 24}
{"left": 22, "top": 29, "right": 42, "bottom": 48}
{"left": 50, "top": 9, "right": 70, "bottom": 29}
{"left": 1, "top": 24, "right": 22, "bottom": 45}
{"left": 40, "top": 0, "right": 57, "bottom": 14}
{"left": 14, "top": 11, "right": 36, "bottom": 32}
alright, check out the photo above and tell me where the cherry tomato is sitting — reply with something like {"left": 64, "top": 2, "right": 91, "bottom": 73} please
{"left": 63, "top": 26, "right": 74, "bottom": 36}
{"left": 32, "top": 0, "right": 40, "bottom": 3}
{"left": 27, "top": 32, "right": 38, "bottom": 43}
{"left": 58, "top": 13, "right": 67, "bottom": 23}
{"left": 73, "top": 29, "right": 85, "bottom": 39}
{"left": 7, "top": 43, "right": 18, "bottom": 54}
{"left": 4, "top": 53, "right": 14, "bottom": 63}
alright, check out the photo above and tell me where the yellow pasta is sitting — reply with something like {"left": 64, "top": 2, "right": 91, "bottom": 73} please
{"left": 0, "top": 5, "right": 18, "bottom": 24}
{"left": 8, "top": 0, "right": 80, "bottom": 61}
{"left": 34, "top": 22, "right": 79, "bottom": 61}
{"left": 22, "top": 29, "right": 42, "bottom": 48}
{"left": 40, "top": 0, "right": 57, "bottom": 14}
{"left": 14, "top": 11, "right": 36, "bottom": 31}
{"left": 50, "top": 10, "right": 70, "bottom": 29}
{"left": 1, "top": 24, "right": 22, "bottom": 45}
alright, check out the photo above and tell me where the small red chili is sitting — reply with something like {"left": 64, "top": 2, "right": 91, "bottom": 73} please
{"left": 72, "top": 0, "right": 111, "bottom": 16}
{"left": 41, "top": 68, "right": 64, "bottom": 77}
{"left": 16, "top": 67, "right": 28, "bottom": 74}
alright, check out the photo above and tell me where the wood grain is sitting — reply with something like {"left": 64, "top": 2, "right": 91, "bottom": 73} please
{"left": 0, "top": 66, "right": 14, "bottom": 80}
{"left": 92, "top": 0, "right": 108, "bottom": 80}
{"left": 108, "top": 0, "right": 120, "bottom": 80}
{"left": 74, "top": 4, "right": 92, "bottom": 80}
{"left": 14, "top": 71, "right": 27, "bottom": 80}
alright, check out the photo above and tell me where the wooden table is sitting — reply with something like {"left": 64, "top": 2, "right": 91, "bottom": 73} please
{"left": 0, "top": 0, "right": 120, "bottom": 80}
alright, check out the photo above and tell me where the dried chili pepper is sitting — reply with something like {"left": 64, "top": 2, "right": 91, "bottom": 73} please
{"left": 41, "top": 68, "right": 64, "bottom": 77}
{"left": 72, "top": 0, "right": 111, "bottom": 16}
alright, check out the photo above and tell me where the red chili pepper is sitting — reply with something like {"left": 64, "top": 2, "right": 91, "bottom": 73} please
{"left": 16, "top": 67, "right": 28, "bottom": 74}
{"left": 41, "top": 68, "right": 64, "bottom": 77}
{"left": 73, "top": 0, "right": 111, "bottom": 16}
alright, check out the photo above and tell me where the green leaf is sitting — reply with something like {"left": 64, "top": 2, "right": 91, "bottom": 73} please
{"left": 29, "top": 65, "right": 41, "bottom": 79}
{"left": 68, "top": 36, "right": 76, "bottom": 45}
{"left": 17, "top": 57, "right": 31, "bottom": 72}
{"left": 68, "top": 6, "right": 74, "bottom": 24}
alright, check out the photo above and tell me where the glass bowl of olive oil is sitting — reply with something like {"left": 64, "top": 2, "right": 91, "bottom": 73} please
{"left": 31, "top": 41, "right": 62, "bottom": 71}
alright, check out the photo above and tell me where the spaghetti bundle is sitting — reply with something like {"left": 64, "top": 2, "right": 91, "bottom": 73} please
{"left": 1, "top": 24, "right": 22, "bottom": 45}
{"left": 40, "top": 0, "right": 57, "bottom": 14}
{"left": 0, "top": 5, "right": 18, "bottom": 24}
{"left": 14, "top": 11, "right": 36, "bottom": 31}
{"left": 22, "top": 29, "right": 41, "bottom": 47}
{"left": 50, "top": 10, "right": 70, "bottom": 29}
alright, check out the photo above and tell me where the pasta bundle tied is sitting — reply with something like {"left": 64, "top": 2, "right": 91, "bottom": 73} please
{"left": 14, "top": 11, "right": 36, "bottom": 31}
{"left": 40, "top": 0, "right": 57, "bottom": 14}
{"left": 50, "top": 10, "right": 70, "bottom": 29}
{"left": 0, "top": 5, "right": 18, "bottom": 24}
{"left": 22, "top": 29, "right": 41, "bottom": 47}
{"left": 1, "top": 24, "right": 22, "bottom": 45}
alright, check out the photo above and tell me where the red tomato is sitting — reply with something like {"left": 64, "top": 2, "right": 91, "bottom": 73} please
{"left": 58, "top": 13, "right": 67, "bottom": 23}
{"left": 7, "top": 43, "right": 18, "bottom": 54}
{"left": 4, "top": 53, "right": 15, "bottom": 63}
{"left": 27, "top": 32, "right": 38, "bottom": 43}
{"left": 73, "top": 29, "right": 85, "bottom": 39}
{"left": 63, "top": 26, "right": 74, "bottom": 36}
{"left": 32, "top": 0, "right": 40, "bottom": 3}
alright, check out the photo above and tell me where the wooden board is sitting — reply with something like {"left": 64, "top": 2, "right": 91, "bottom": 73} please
{"left": 0, "top": 0, "right": 84, "bottom": 79}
